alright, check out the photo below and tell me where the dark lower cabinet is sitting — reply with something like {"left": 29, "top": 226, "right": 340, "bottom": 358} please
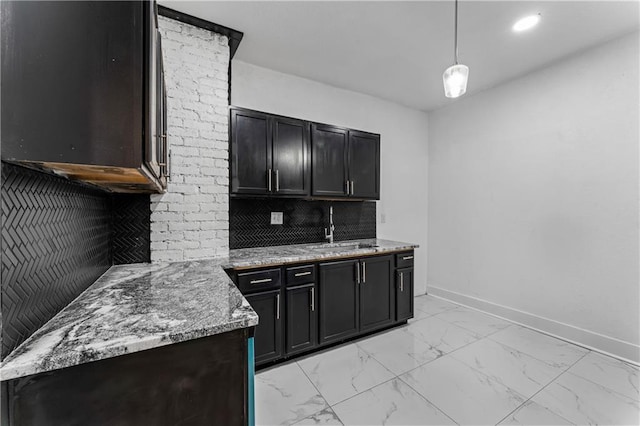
{"left": 285, "top": 283, "right": 317, "bottom": 355}
{"left": 318, "top": 259, "right": 359, "bottom": 344}
{"left": 245, "top": 289, "right": 282, "bottom": 365}
{"left": 359, "top": 255, "right": 394, "bottom": 332}
{"left": 237, "top": 251, "right": 414, "bottom": 368}
{"left": 3, "top": 329, "right": 251, "bottom": 426}
{"left": 396, "top": 267, "right": 414, "bottom": 322}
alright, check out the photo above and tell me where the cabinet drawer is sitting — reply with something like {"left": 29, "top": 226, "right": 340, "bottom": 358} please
{"left": 395, "top": 251, "right": 414, "bottom": 268}
{"left": 237, "top": 268, "right": 281, "bottom": 294}
{"left": 286, "top": 265, "right": 316, "bottom": 286}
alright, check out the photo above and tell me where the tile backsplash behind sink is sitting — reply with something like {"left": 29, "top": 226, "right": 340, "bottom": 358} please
{"left": 229, "top": 198, "right": 376, "bottom": 249}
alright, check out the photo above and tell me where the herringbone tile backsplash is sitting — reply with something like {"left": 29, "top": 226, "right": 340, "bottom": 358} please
{"left": 1, "top": 163, "right": 151, "bottom": 358}
{"left": 230, "top": 198, "right": 376, "bottom": 249}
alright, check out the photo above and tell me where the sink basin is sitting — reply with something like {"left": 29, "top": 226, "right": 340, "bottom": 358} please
{"left": 307, "top": 242, "right": 379, "bottom": 250}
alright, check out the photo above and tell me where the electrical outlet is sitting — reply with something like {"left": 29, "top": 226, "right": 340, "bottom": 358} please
{"left": 270, "top": 212, "right": 283, "bottom": 225}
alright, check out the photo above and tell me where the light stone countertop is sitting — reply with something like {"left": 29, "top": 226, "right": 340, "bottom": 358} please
{"left": 0, "top": 238, "right": 417, "bottom": 381}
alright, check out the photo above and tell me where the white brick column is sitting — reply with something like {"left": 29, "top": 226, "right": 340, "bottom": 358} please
{"left": 150, "top": 17, "right": 230, "bottom": 262}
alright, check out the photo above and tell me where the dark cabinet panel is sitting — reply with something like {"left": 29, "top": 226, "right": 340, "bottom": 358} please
{"left": 230, "top": 109, "right": 271, "bottom": 194}
{"left": 285, "top": 283, "right": 317, "bottom": 355}
{"left": 396, "top": 267, "right": 414, "bottom": 322}
{"left": 272, "top": 117, "right": 309, "bottom": 195}
{"left": 318, "top": 259, "right": 359, "bottom": 344}
{"left": 1, "top": 0, "right": 167, "bottom": 193}
{"left": 348, "top": 131, "right": 380, "bottom": 199}
{"left": 5, "top": 330, "right": 249, "bottom": 426}
{"left": 230, "top": 108, "right": 309, "bottom": 197}
{"left": 311, "top": 124, "right": 348, "bottom": 198}
{"left": 359, "top": 256, "right": 394, "bottom": 332}
{"left": 246, "top": 289, "right": 282, "bottom": 365}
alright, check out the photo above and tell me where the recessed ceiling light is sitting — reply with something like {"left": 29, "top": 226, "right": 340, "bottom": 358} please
{"left": 512, "top": 14, "right": 541, "bottom": 32}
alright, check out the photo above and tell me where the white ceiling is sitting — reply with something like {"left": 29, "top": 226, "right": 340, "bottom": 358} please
{"left": 160, "top": 1, "right": 640, "bottom": 112}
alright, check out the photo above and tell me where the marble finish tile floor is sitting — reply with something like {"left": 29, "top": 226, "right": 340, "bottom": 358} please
{"left": 256, "top": 295, "right": 640, "bottom": 425}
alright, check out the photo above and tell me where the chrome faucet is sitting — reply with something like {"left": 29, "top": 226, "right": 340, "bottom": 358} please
{"left": 324, "top": 206, "right": 335, "bottom": 243}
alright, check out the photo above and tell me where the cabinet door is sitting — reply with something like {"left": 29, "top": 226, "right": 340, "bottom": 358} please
{"left": 1, "top": 1, "right": 144, "bottom": 168}
{"left": 359, "top": 256, "right": 394, "bottom": 332}
{"left": 245, "top": 289, "right": 282, "bottom": 365}
{"left": 396, "top": 268, "right": 414, "bottom": 322}
{"left": 285, "top": 283, "right": 317, "bottom": 355}
{"left": 272, "top": 117, "right": 309, "bottom": 196}
{"left": 348, "top": 131, "right": 380, "bottom": 199}
{"left": 231, "top": 109, "right": 271, "bottom": 194}
{"left": 318, "top": 260, "right": 359, "bottom": 344}
{"left": 311, "top": 124, "right": 348, "bottom": 197}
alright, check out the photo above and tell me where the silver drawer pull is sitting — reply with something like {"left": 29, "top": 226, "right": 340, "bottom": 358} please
{"left": 295, "top": 271, "right": 312, "bottom": 277}
{"left": 402, "top": 256, "right": 414, "bottom": 261}
{"left": 400, "top": 272, "right": 404, "bottom": 292}
{"left": 276, "top": 294, "right": 280, "bottom": 320}
{"left": 250, "top": 278, "right": 272, "bottom": 284}
{"left": 362, "top": 261, "right": 366, "bottom": 283}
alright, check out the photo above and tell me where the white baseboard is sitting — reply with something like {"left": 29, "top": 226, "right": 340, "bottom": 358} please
{"left": 426, "top": 285, "right": 640, "bottom": 366}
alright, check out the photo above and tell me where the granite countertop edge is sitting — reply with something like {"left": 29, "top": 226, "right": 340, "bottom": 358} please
{"left": 0, "top": 238, "right": 417, "bottom": 381}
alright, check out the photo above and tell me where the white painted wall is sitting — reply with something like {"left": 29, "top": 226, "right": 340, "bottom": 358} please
{"left": 427, "top": 32, "right": 640, "bottom": 363}
{"left": 232, "top": 61, "right": 429, "bottom": 294}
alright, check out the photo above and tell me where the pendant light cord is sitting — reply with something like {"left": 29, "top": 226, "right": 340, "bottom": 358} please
{"left": 454, "top": 0, "right": 459, "bottom": 64}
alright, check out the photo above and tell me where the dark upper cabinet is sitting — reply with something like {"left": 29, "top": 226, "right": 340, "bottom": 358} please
{"left": 396, "top": 267, "right": 414, "bottom": 322}
{"left": 272, "top": 117, "right": 310, "bottom": 195}
{"left": 1, "top": 0, "right": 167, "bottom": 193}
{"left": 359, "top": 256, "right": 394, "bottom": 332}
{"left": 245, "top": 289, "right": 282, "bottom": 365}
{"left": 231, "top": 108, "right": 310, "bottom": 196}
{"left": 318, "top": 259, "right": 360, "bottom": 344}
{"left": 230, "top": 107, "right": 380, "bottom": 200}
{"left": 348, "top": 131, "right": 380, "bottom": 199}
{"left": 230, "top": 109, "right": 271, "bottom": 194}
{"left": 311, "top": 125, "right": 380, "bottom": 200}
{"left": 285, "top": 283, "right": 317, "bottom": 355}
{"left": 311, "top": 124, "right": 349, "bottom": 198}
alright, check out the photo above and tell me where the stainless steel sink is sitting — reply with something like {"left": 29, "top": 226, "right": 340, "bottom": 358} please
{"left": 307, "top": 242, "right": 379, "bottom": 250}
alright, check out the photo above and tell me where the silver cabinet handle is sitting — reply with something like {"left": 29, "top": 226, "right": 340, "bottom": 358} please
{"left": 350, "top": 180, "right": 354, "bottom": 195}
{"left": 276, "top": 293, "right": 280, "bottom": 320}
{"left": 267, "top": 169, "right": 272, "bottom": 192}
{"left": 346, "top": 180, "right": 350, "bottom": 195}
{"left": 403, "top": 256, "right": 414, "bottom": 261}
{"left": 311, "top": 287, "right": 315, "bottom": 312}
{"left": 362, "top": 261, "right": 366, "bottom": 283}
{"left": 355, "top": 262, "right": 360, "bottom": 284}
{"left": 295, "top": 271, "right": 312, "bottom": 277}
{"left": 250, "top": 278, "right": 272, "bottom": 284}
{"left": 167, "top": 149, "right": 172, "bottom": 180}
{"left": 400, "top": 272, "right": 404, "bottom": 292}
{"left": 275, "top": 169, "right": 279, "bottom": 192}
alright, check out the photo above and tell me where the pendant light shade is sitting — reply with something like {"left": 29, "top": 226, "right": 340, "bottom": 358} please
{"left": 443, "top": 64, "right": 469, "bottom": 98}
{"left": 443, "top": 0, "right": 469, "bottom": 98}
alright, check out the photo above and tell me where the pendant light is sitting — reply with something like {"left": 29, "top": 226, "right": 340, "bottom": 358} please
{"left": 443, "top": 0, "right": 469, "bottom": 98}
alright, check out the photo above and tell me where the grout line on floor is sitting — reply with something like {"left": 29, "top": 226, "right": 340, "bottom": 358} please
{"left": 395, "top": 374, "right": 460, "bottom": 425}
{"left": 293, "top": 361, "right": 336, "bottom": 424}
{"left": 493, "top": 350, "right": 589, "bottom": 425}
